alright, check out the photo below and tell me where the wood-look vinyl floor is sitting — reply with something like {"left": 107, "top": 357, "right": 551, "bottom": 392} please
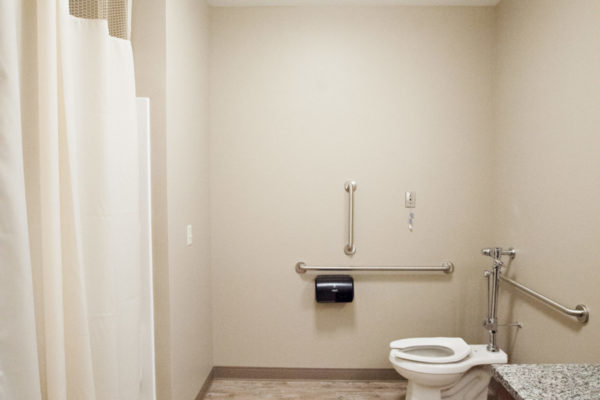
{"left": 204, "top": 379, "right": 407, "bottom": 399}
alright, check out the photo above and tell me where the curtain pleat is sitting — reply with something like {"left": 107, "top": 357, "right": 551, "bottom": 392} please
{"left": 0, "top": 0, "right": 43, "bottom": 398}
{"left": 1, "top": 0, "right": 143, "bottom": 398}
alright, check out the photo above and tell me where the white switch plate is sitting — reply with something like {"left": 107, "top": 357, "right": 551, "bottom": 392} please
{"left": 186, "top": 224, "right": 193, "bottom": 246}
{"left": 405, "top": 191, "right": 416, "bottom": 208}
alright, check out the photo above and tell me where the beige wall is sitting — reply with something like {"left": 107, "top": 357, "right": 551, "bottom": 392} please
{"left": 130, "top": 2, "right": 172, "bottom": 397}
{"left": 130, "top": 0, "right": 600, "bottom": 388}
{"left": 493, "top": 0, "right": 600, "bottom": 363}
{"left": 166, "top": 0, "right": 213, "bottom": 398}
{"left": 132, "top": 0, "right": 213, "bottom": 398}
{"left": 209, "top": 6, "right": 496, "bottom": 368}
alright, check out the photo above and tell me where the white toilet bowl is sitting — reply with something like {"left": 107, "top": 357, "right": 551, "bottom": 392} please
{"left": 388, "top": 337, "right": 507, "bottom": 400}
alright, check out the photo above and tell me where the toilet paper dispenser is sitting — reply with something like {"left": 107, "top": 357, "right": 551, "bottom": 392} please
{"left": 315, "top": 275, "right": 354, "bottom": 303}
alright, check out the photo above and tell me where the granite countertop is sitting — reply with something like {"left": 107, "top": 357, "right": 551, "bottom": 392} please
{"left": 492, "top": 364, "right": 600, "bottom": 400}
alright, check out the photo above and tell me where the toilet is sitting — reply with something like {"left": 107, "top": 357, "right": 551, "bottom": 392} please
{"left": 388, "top": 337, "right": 507, "bottom": 400}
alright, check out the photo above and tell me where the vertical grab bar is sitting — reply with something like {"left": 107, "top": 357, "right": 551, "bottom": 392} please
{"left": 344, "top": 180, "right": 357, "bottom": 255}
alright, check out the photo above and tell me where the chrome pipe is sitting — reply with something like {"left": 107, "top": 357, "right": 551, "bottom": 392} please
{"left": 481, "top": 247, "right": 512, "bottom": 352}
{"left": 490, "top": 264, "right": 500, "bottom": 332}
{"left": 484, "top": 265, "right": 501, "bottom": 352}
{"left": 487, "top": 330, "right": 497, "bottom": 353}
{"left": 484, "top": 271, "right": 493, "bottom": 323}
{"left": 499, "top": 275, "right": 589, "bottom": 323}
{"left": 344, "top": 180, "right": 357, "bottom": 255}
{"left": 295, "top": 261, "right": 454, "bottom": 274}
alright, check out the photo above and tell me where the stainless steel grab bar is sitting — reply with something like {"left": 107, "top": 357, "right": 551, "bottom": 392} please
{"left": 344, "top": 180, "right": 357, "bottom": 255}
{"left": 295, "top": 261, "right": 454, "bottom": 274}
{"left": 499, "top": 275, "right": 589, "bottom": 323}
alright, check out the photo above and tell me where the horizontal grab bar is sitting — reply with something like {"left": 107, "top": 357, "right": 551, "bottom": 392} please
{"left": 499, "top": 275, "right": 589, "bottom": 323}
{"left": 295, "top": 261, "right": 454, "bottom": 274}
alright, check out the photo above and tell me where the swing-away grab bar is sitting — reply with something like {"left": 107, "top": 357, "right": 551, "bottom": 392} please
{"left": 499, "top": 274, "right": 589, "bottom": 323}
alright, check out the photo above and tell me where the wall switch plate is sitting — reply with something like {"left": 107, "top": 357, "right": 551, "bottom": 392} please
{"left": 186, "top": 224, "right": 193, "bottom": 246}
{"left": 405, "top": 191, "right": 416, "bottom": 208}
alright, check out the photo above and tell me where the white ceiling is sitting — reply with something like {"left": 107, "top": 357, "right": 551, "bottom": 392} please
{"left": 208, "top": 0, "right": 501, "bottom": 7}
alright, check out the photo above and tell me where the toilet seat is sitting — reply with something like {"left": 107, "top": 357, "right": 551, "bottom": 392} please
{"left": 389, "top": 344, "right": 507, "bottom": 375}
{"left": 389, "top": 337, "right": 471, "bottom": 364}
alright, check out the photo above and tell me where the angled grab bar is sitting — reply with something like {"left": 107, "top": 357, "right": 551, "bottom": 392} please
{"left": 295, "top": 261, "right": 454, "bottom": 274}
{"left": 344, "top": 180, "right": 357, "bottom": 255}
{"left": 499, "top": 275, "right": 589, "bottom": 323}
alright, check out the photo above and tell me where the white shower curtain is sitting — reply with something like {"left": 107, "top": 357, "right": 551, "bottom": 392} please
{"left": 1, "top": 0, "right": 143, "bottom": 398}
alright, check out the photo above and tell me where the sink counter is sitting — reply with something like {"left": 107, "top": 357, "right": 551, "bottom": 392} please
{"left": 491, "top": 364, "right": 600, "bottom": 400}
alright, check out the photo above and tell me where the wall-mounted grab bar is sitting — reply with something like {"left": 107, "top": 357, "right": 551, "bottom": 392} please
{"left": 499, "top": 275, "right": 589, "bottom": 323}
{"left": 344, "top": 180, "right": 357, "bottom": 255}
{"left": 295, "top": 261, "right": 454, "bottom": 274}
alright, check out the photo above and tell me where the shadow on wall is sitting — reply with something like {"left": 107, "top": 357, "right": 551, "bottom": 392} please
{"left": 315, "top": 303, "right": 357, "bottom": 332}
{"left": 299, "top": 280, "right": 356, "bottom": 331}
{"left": 300, "top": 272, "right": 453, "bottom": 333}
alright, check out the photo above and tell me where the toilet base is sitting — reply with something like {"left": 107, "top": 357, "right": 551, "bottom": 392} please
{"left": 407, "top": 380, "right": 445, "bottom": 400}
{"left": 405, "top": 367, "right": 492, "bottom": 400}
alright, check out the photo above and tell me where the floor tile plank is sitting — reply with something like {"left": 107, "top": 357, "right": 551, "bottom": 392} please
{"left": 204, "top": 379, "right": 407, "bottom": 400}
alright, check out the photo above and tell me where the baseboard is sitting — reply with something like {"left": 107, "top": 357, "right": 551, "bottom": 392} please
{"left": 212, "top": 366, "right": 403, "bottom": 381}
{"left": 194, "top": 368, "right": 215, "bottom": 400}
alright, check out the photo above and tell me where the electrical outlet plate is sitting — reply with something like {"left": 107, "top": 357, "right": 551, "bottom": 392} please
{"left": 186, "top": 224, "right": 193, "bottom": 246}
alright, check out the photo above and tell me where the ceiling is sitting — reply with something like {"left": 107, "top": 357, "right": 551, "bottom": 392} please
{"left": 208, "top": 0, "right": 501, "bottom": 7}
